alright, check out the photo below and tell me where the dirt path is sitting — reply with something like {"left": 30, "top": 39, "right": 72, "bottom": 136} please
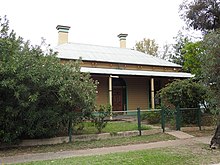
{"left": 1, "top": 135, "right": 212, "bottom": 164}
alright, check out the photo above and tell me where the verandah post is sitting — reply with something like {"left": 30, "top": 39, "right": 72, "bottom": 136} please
{"left": 137, "top": 107, "right": 142, "bottom": 136}
{"left": 151, "top": 78, "right": 155, "bottom": 110}
{"left": 109, "top": 75, "right": 113, "bottom": 120}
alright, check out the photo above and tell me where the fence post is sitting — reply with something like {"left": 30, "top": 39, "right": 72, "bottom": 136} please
{"left": 197, "top": 106, "right": 202, "bottom": 131}
{"left": 161, "top": 106, "right": 165, "bottom": 133}
{"left": 68, "top": 117, "right": 72, "bottom": 143}
{"left": 176, "top": 105, "right": 181, "bottom": 131}
{"left": 137, "top": 107, "right": 142, "bottom": 136}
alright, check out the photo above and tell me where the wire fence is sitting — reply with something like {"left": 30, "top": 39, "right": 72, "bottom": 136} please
{"left": 109, "top": 106, "right": 202, "bottom": 134}
{"left": 67, "top": 106, "right": 203, "bottom": 142}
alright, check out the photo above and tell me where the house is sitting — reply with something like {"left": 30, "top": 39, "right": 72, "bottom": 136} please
{"left": 54, "top": 25, "right": 192, "bottom": 114}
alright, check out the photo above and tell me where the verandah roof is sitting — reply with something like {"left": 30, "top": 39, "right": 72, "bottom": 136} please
{"left": 81, "top": 67, "right": 193, "bottom": 78}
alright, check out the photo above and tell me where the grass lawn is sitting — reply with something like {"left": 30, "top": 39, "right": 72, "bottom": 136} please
{"left": 0, "top": 133, "right": 175, "bottom": 157}
{"left": 74, "top": 121, "right": 151, "bottom": 135}
{"left": 15, "top": 143, "right": 220, "bottom": 165}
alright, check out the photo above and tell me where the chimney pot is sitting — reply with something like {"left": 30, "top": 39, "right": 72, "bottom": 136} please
{"left": 118, "top": 33, "right": 128, "bottom": 48}
{"left": 56, "top": 25, "right": 71, "bottom": 45}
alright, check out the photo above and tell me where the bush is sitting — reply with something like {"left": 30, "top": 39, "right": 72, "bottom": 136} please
{"left": 158, "top": 79, "right": 207, "bottom": 108}
{"left": 22, "top": 107, "right": 63, "bottom": 139}
{"left": 181, "top": 109, "right": 197, "bottom": 126}
{"left": 73, "top": 122, "right": 85, "bottom": 135}
{"left": 0, "top": 16, "right": 97, "bottom": 144}
{"left": 141, "top": 111, "right": 161, "bottom": 124}
{"left": 201, "top": 113, "right": 216, "bottom": 126}
{"left": 92, "top": 105, "right": 111, "bottom": 133}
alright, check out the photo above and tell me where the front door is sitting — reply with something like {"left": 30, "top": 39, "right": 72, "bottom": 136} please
{"left": 113, "top": 88, "right": 123, "bottom": 111}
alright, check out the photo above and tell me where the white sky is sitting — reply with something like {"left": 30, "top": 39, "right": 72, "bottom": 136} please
{"left": 1, "top": 0, "right": 185, "bottom": 49}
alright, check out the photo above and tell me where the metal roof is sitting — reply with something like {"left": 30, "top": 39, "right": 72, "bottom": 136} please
{"left": 55, "top": 43, "right": 182, "bottom": 68}
{"left": 81, "top": 67, "right": 193, "bottom": 78}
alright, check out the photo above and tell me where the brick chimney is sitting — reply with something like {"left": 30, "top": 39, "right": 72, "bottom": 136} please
{"left": 56, "top": 25, "right": 71, "bottom": 45}
{"left": 117, "top": 33, "right": 128, "bottom": 48}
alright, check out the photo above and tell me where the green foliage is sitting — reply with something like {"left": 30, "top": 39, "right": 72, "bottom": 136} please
{"left": 73, "top": 122, "right": 85, "bottom": 135}
{"left": 182, "top": 41, "right": 204, "bottom": 79}
{"left": 201, "top": 29, "right": 220, "bottom": 115}
{"left": 170, "top": 31, "right": 191, "bottom": 66}
{"left": 181, "top": 109, "right": 197, "bottom": 125}
{"left": 180, "top": 0, "right": 220, "bottom": 118}
{"left": 58, "top": 61, "right": 97, "bottom": 115}
{"left": 0, "top": 16, "right": 97, "bottom": 144}
{"left": 135, "top": 38, "right": 158, "bottom": 56}
{"left": 92, "top": 105, "right": 111, "bottom": 133}
{"left": 180, "top": 0, "right": 220, "bottom": 33}
{"left": 158, "top": 79, "right": 207, "bottom": 108}
{"left": 170, "top": 32, "right": 203, "bottom": 80}
{"left": 141, "top": 112, "right": 161, "bottom": 124}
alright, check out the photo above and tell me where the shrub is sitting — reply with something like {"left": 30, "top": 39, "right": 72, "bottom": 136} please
{"left": 158, "top": 79, "right": 207, "bottom": 108}
{"left": 141, "top": 111, "right": 161, "bottom": 124}
{"left": 181, "top": 109, "right": 197, "bottom": 126}
{"left": 0, "top": 16, "right": 97, "bottom": 144}
{"left": 92, "top": 105, "right": 111, "bottom": 133}
{"left": 73, "top": 122, "right": 85, "bottom": 135}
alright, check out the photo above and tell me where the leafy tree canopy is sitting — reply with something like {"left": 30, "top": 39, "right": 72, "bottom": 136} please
{"left": 170, "top": 31, "right": 191, "bottom": 66}
{"left": 0, "top": 16, "right": 97, "bottom": 144}
{"left": 158, "top": 79, "right": 207, "bottom": 108}
{"left": 135, "top": 38, "right": 158, "bottom": 56}
{"left": 201, "top": 29, "right": 220, "bottom": 114}
{"left": 180, "top": 0, "right": 220, "bottom": 32}
{"left": 182, "top": 41, "right": 204, "bottom": 79}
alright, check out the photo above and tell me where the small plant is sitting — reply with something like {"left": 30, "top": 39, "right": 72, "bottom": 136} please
{"left": 73, "top": 122, "right": 85, "bottom": 135}
{"left": 92, "top": 105, "right": 111, "bottom": 133}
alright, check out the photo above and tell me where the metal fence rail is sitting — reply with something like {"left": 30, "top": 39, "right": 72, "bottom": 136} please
{"left": 67, "top": 106, "right": 202, "bottom": 142}
{"left": 111, "top": 106, "right": 202, "bottom": 135}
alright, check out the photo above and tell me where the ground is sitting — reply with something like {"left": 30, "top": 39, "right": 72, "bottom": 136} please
{"left": 0, "top": 125, "right": 219, "bottom": 164}
{"left": 1, "top": 131, "right": 220, "bottom": 164}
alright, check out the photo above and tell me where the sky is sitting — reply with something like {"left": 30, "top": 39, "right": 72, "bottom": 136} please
{"left": 1, "top": 0, "right": 186, "bottom": 49}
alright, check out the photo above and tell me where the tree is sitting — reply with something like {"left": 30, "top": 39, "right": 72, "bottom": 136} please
{"left": 180, "top": 0, "right": 220, "bottom": 32}
{"left": 0, "top": 16, "right": 97, "bottom": 144}
{"left": 135, "top": 38, "right": 158, "bottom": 56}
{"left": 180, "top": 0, "right": 220, "bottom": 129}
{"left": 182, "top": 41, "right": 204, "bottom": 79}
{"left": 159, "top": 43, "right": 173, "bottom": 60}
{"left": 170, "top": 31, "right": 190, "bottom": 66}
{"left": 201, "top": 29, "right": 220, "bottom": 116}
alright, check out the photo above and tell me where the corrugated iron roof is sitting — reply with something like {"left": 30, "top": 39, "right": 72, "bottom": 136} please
{"left": 81, "top": 67, "right": 193, "bottom": 78}
{"left": 54, "top": 43, "right": 182, "bottom": 68}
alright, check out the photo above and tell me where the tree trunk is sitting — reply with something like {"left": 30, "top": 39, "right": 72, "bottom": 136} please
{"left": 210, "top": 124, "right": 220, "bottom": 149}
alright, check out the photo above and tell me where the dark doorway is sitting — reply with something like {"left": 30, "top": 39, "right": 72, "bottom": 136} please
{"left": 112, "top": 78, "right": 126, "bottom": 111}
{"left": 113, "top": 88, "right": 123, "bottom": 111}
